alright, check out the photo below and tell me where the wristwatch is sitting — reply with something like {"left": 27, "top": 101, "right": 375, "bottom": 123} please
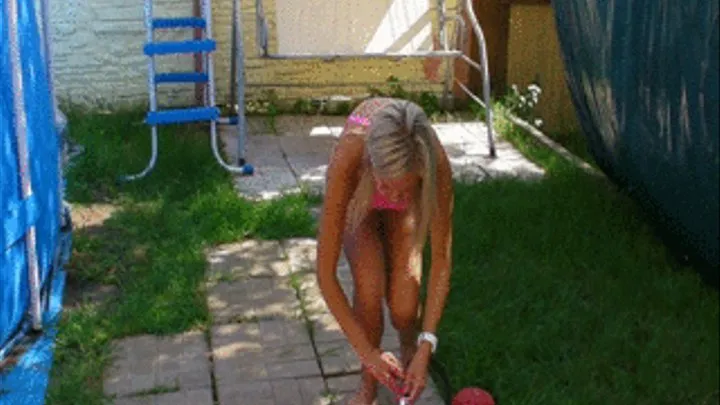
{"left": 417, "top": 331, "right": 438, "bottom": 354}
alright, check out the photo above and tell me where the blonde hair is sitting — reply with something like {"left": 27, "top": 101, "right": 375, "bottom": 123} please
{"left": 348, "top": 99, "right": 438, "bottom": 251}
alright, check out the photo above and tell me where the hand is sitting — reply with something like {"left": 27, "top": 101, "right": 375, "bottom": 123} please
{"left": 359, "top": 349, "right": 406, "bottom": 393}
{"left": 401, "top": 344, "right": 432, "bottom": 402}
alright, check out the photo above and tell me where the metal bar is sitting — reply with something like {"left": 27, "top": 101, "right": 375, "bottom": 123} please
{"left": 463, "top": 0, "right": 496, "bottom": 157}
{"left": 206, "top": 0, "right": 250, "bottom": 174}
{"left": 255, "top": 0, "right": 269, "bottom": 56}
{"left": 260, "top": 50, "right": 464, "bottom": 60}
{"left": 193, "top": 0, "right": 204, "bottom": 105}
{"left": 438, "top": 0, "right": 453, "bottom": 109}
{"left": 459, "top": 53, "right": 483, "bottom": 75}
{"left": 437, "top": 0, "right": 448, "bottom": 51}
{"left": 452, "top": 8, "right": 468, "bottom": 55}
{"left": 234, "top": 0, "right": 247, "bottom": 165}
{"left": 121, "top": 0, "right": 159, "bottom": 181}
{"left": 7, "top": 0, "right": 43, "bottom": 331}
{"left": 229, "top": 0, "right": 238, "bottom": 106}
{"left": 454, "top": 77, "right": 487, "bottom": 108}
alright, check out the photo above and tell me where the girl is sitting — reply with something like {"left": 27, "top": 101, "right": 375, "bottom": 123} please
{"left": 316, "top": 97, "right": 454, "bottom": 404}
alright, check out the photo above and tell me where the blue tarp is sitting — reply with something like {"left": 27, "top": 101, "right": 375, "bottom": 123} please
{"left": 1, "top": 0, "right": 68, "bottom": 361}
{"left": 552, "top": 0, "right": 719, "bottom": 271}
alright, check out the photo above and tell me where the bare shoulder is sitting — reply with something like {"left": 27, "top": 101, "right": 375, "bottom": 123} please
{"left": 322, "top": 130, "right": 366, "bottom": 212}
{"left": 329, "top": 130, "right": 366, "bottom": 176}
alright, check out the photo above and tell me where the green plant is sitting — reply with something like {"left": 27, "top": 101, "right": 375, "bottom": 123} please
{"left": 366, "top": 76, "right": 443, "bottom": 117}
{"left": 292, "top": 97, "right": 318, "bottom": 115}
{"left": 501, "top": 82, "right": 543, "bottom": 128}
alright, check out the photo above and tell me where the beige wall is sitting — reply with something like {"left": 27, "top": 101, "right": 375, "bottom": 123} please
{"left": 273, "top": 0, "right": 433, "bottom": 55}
{"left": 49, "top": 0, "right": 452, "bottom": 109}
{"left": 505, "top": 4, "right": 579, "bottom": 133}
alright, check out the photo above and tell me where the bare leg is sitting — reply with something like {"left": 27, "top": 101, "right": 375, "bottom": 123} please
{"left": 343, "top": 211, "right": 387, "bottom": 404}
{"left": 384, "top": 209, "right": 423, "bottom": 368}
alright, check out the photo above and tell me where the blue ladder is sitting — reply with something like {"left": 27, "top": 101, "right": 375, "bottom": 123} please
{"left": 121, "top": 0, "right": 253, "bottom": 182}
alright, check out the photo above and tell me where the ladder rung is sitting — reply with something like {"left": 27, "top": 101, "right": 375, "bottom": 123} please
{"left": 152, "top": 17, "right": 206, "bottom": 29}
{"left": 144, "top": 39, "right": 216, "bottom": 56}
{"left": 146, "top": 107, "right": 219, "bottom": 125}
{"left": 155, "top": 72, "right": 209, "bottom": 84}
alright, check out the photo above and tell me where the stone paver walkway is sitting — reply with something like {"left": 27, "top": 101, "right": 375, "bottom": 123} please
{"left": 220, "top": 115, "right": 544, "bottom": 200}
{"left": 103, "top": 115, "right": 543, "bottom": 405}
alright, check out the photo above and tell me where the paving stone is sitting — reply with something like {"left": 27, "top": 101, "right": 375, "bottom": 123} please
{"left": 310, "top": 313, "right": 345, "bottom": 344}
{"left": 325, "top": 373, "right": 360, "bottom": 394}
{"left": 223, "top": 120, "right": 544, "bottom": 203}
{"left": 215, "top": 377, "right": 331, "bottom": 405}
{"left": 282, "top": 238, "right": 319, "bottom": 274}
{"left": 154, "top": 388, "right": 214, "bottom": 405}
{"left": 212, "top": 320, "right": 321, "bottom": 385}
{"left": 215, "top": 381, "right": 275, "bottom": 405}
{"left": 257, "top": 318, "right": 314, "bottom": 348}
{"left": 155, "top": 331, "right": 211, "bottom": 390}
{"left": 299, "top": 268, "right": 354, "bottom": 320}
{"left": 104, "top": 332, "right": 212, "bottom": 400}
{"left": 207, "top": 277, "right": 301, "bottom": 324}
{"left": 279, "top": 136, "right": 336, "bottom": 195}
{"left": 221, "top": 129, "right": 286, "bottom": 166}
{"left": 234, "top": 166, "right": 302, "bottom": 201}
{"left": 295, "top": 377, "right": 334, "bottom": 405}
{"left": 112, "top": 395, "right": 155, "bottom": 405}
{"left": 206, "top": 240, "right": 290, "bottom": 281}
{"left": 315, "top": 339, "right": 362, "bottom": 376}
{"left": 104, "top": 335, "right": 159, "bottom": 397}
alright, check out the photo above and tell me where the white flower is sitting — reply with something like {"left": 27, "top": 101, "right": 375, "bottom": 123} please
{"left": 528, "top": 84, "right": 542, "bottom": 94}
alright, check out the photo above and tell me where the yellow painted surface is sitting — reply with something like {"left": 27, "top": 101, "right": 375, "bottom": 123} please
{"left": 506, "top": 5, "right": 579, "bottom": 134}
{"left": 210, "top": 0, "right": 455, "bottom": 103}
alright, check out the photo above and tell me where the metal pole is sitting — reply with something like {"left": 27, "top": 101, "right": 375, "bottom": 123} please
{"left": 235, "top": 0, "right": 247, "bottom": 166}
{"left": 229, "top": 0, "right": 238, "bottom": 108}
{"left": 121, "top": 0, "right": 159, "bottom": 181}
{"left": 438, "top": 0, "right": 453, "bottom": 110}
{"left": 206, "top": 0, "right": 247, "bottom": 173}
{"left": 464, "top": 0, "right": 496, "bottom": 157}
{"left": 193, "top": 0, "right": 204, "bottom": 105}
{"left": 7, "top": 0, "right": 43, "bottom": 331}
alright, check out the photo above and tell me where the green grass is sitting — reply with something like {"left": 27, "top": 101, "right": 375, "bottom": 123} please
{"left": 48, "top": 104, "right": 718, "bottom": 405}
{"left": 47, "top": 108, "right": 317, "bottom": 405}
{"left": 432, "top": 109, "right": 719, "bottom": 404}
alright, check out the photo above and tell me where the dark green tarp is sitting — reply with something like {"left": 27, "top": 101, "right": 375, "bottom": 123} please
{"left": 551, "top": 0, "right": 719, "bottom": 270}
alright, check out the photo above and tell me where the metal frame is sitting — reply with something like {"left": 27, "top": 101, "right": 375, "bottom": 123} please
{"left": 128, "top": 0, "right": 497, "bottom": 182}
{"left": 243, "top": 0, "right": 496, "bottom": 158}
{"left": 6, "top": 0, "right": 44, "bottom": 333}
{"left": 122, "top": 0, "right": 252, "bottom": 182}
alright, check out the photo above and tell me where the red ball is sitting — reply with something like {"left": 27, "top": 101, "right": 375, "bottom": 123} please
{"left": 452, "top": 387, "right": 495, "bottom": 405}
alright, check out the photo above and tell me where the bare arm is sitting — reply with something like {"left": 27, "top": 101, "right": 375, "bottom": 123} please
{"left": 420, "top": 138, "right": 454, "bottom": 343}
{"left": 315, "top": 133, "right": 376, "bottom": 356}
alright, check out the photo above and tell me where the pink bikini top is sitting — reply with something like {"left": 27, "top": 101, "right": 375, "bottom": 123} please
{"left": 371, "top": 189, "right": 410, "bottom": 211}
{"left": 347, "top": 111, "right": 410, "bottom": 212}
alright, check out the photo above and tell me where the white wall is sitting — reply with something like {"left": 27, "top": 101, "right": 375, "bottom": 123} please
{"left": 274, "top": 0, "right": 433, "bottom": 55}
{"left": 47, "top": 0, "right": 440, "bottom": 108}
{"left": 49, "top": 0, "right": 200, "bottom": 108}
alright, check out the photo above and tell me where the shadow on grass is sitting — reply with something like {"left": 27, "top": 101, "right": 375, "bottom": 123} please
{"left": 435, "top": 169, "right": 719, "bottom": 404}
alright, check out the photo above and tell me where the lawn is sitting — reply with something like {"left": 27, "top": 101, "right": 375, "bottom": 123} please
{"left": 47, "top": 108, "right": 318, "bottom": 405}
{"left": 431, "top": 113, "right": 719, "bottom": 404}
{"left": 47, "top": 104, "right": 718, "bottom": 405}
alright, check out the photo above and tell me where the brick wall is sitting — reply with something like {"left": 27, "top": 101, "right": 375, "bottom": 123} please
{"left": 49, "top": 0, "right": 451, "bottom": 109}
